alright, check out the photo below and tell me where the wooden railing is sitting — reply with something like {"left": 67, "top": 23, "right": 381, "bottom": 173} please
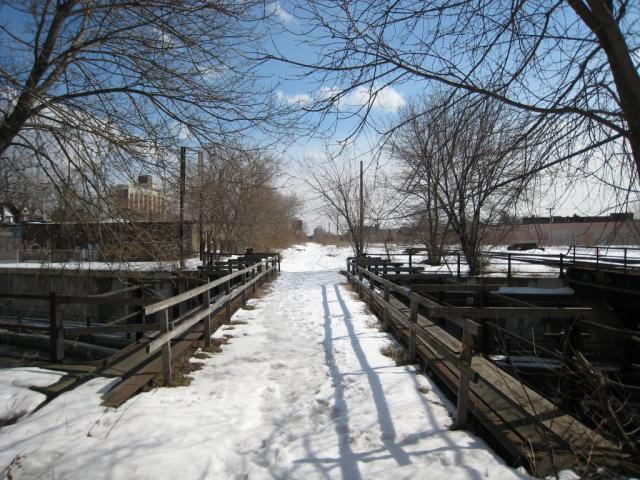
{"left": 0, "top": 285, "right": 151, "bottom": 362}
{"left": 0, "top": 256, "right": 278, "bottom": 378}
{"left": 346, "top": 261, "right": 592, "bottom": 430}
{"left": 141, "top": 256, "right": 278, "bottom": 383}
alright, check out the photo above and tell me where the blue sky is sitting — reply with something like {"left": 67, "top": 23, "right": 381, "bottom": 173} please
{"left": 1, "top": 1, "right": 634, "bottom": 230}
{"left": 257, "top": 0, "right": 639, "bottom": 230}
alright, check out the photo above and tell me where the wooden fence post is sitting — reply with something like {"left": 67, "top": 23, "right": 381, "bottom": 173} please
{"left": 49, "top": 291, "right": 64, "bottom": 363}
{"left": 455, "top": 319, "right": 474, "bottom": 429}
{"left": 135, "top": 285, "right": 144, "bottom": 342}
{"left": 225, "top": 279, "right": 231, "bottom": 324}
{"left": 242, "top": 272, "right": 247, "bottom": 307}
{"left": 202, "top": 289, "right": 211, "bottom": 348}
{"left": 253, "top": 266, "right": 257, "bottom": 293}
{"left": 408, "top": 294, "right": 418, "bottom": 363}
{"left": 382, "top": 305, "right": 390, "bottom": 331}
{"left": 161, "top": 309, "right": 172, "bottom": 385}
{"left": 368, "top": 275, "right": 374, "bottom": 306}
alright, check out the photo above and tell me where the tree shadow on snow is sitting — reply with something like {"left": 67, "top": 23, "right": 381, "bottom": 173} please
{"left": 288, "top": 283, "right": 488, "bottom": 479}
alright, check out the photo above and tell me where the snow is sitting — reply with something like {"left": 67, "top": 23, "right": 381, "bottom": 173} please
{"left": 0, "top": 242, "right": 527, "bottom": 479}
{"left": 0, "top": 368, "right": 64, "bottom": 421}
{"left": 0, "top": 257, "right": 203, "bottom": 272}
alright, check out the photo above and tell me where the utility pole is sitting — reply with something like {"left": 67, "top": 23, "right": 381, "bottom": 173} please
{"left": 198, "top": 150, "right": 205, "bottom": 262}
{"left": 179, "top": 147, "right": 186, "bottom": 269}
{"left": 548, "top": 207, "right": 553, "bottom": 246}
{"left": 359, "top": 160, "right": 364, "bottom": 257}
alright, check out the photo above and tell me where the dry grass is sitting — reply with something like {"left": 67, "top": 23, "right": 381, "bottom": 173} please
{"left": 380, "top": 341, "right": 411, "bottom": 366}
{"left": 417, "top": 385, "right": 430, "bottom": 395}
{"left": 366, "top": 317, "right": 382, "bottom": 330}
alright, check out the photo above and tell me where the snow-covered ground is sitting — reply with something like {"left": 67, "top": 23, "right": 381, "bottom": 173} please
{"left": 0, "top": 368, "right": 64, "bottom": 422}
{"left": 0, "top": 257, "right": 203, "bottom": 272}
{"left": 0, "top": 243, "right": 527, "bottom": 479}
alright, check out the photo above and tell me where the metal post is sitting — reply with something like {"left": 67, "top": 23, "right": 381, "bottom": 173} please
{"left": 198, "top": 150, "right": 205, "bottom": 262}
{"left": 624, "top": 248, "right": 628, "bottom": 274}
{"left": 179, "top": 146, "right": 186, "bottom": 269}
{"left": 49, "top": 291, "right": 64, "bottom": 363}
{"left": 457, "top": 253, "right": 461, "bottom": 278}
{"left": 559, "top": 253, "right": 564, "bottom": 278}
{"left": 507, "top": 253, "right": 512, "bottom": 279}
{"left": 359, "top": 160, "right": 364, "bottom": 256}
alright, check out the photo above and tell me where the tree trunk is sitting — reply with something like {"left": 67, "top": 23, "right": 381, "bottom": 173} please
{"left": 459, "top": 236, "right": 482, "bottom": 276}
{"left": 569, "top": 0, "right": 640, "bottom": 182}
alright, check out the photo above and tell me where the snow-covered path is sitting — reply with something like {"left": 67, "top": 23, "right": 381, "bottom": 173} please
{"left": 0, "top": 243, "right": 526, "bottom": 479}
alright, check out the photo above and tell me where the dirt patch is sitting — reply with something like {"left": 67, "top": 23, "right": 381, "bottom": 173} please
{"left": 144, "top": 336, "right": 231, "bottom": 390}
{"left": 144, "top": 344, "right": 204, "bottom": 389}
{"left": 230, "top": 320, "right": 248, "bottom": 325}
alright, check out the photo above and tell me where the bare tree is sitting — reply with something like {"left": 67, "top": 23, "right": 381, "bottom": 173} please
{"left": 302, "top": 149, "right": 400, "bottom": 255}
{"left": 275, "top": 0, "right": 640, "bottom": 187}
{"left": 0, "top": 0, "right": 293, "bottom": 222}
{"left": 391, "top": 93, "right": 534, "bottom": 275}
{"left": 388, "top": 101, "right": 450, "bottom": 265}
{"left": 187, "top": 146, "right": 299, "bottom": 253}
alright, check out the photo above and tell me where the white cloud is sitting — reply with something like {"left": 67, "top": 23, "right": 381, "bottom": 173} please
{"left": 278, "top": 85, "right": 406, "bottom": 112}
{"left": 277, "top": 90, "right": 311, "bottom": 105}
{"left": 319, "top": 84, "right": 406, "bottom": 112}
{"left": 347, "top": 85, "right": 406, "bottom": 111}
{"left": 269, "top": 2, "right": 294, "bottom": 24}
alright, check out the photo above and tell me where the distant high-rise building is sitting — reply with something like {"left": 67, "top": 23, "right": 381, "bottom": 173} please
{"left": 113, "top": 175, "right": 164, "bottom": 219}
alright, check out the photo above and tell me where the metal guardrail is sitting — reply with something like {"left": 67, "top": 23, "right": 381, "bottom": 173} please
{"left": 349, "top": 244, "right": 640, "bottom": 279}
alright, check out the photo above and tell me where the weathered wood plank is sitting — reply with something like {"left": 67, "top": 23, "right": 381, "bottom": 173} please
{"left": 63, "top": 323, "right": 161, "bottom": 336}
